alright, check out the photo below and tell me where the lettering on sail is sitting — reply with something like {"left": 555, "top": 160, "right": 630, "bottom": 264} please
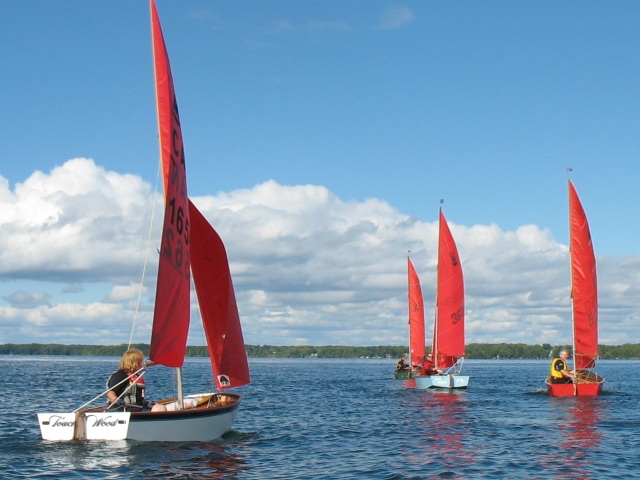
{"left": 585, "top": 298, "right": 598, "bottom": 327}
{"left": 161, "top": 90, "right": 190, "bottom": 280}
{"left": 445, "top": 291, "right": 464, "bottom": 325}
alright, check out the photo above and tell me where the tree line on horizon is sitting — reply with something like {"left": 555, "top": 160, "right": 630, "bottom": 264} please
{"left": 1, "top": 343, "right": 639, "bottom": 359}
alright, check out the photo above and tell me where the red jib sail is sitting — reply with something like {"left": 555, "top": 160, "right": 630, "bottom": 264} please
{"left": 189, "top": 201, "right": 250, "bottom": 389}
{"left": 433, "top": 210, "right": 465, "bottom": 370}
{"left": 408, "top": 258, "right": 426, "bottom": 367}
{"left": 569, "top": 180, "right": 598, "bottom": 370}
{"left": 148, "top": 0, "right": 191, "bottom": 367}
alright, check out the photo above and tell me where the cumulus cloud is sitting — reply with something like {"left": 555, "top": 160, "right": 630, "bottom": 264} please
{"left": 0, "top": 159, "right": 638, "bottom": 347}
{"left": 0, "top": 158, "right": 152, "bottom": 283}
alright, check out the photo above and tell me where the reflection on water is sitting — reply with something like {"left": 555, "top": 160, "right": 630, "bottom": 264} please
{"left": 146, "top": 437, "right": 250, "bottom": 479}
{"left": 40, "top": 440, "right": 133, "bottom": 473}
{"left": 402, "top": 379, "right": 417, "bottom": 389}
{"left": 402, "top": 389, "right": 472, "bottom": 476}
{"left": 34, "top": 434, "right": 251, "bottom": 479}
{"left": 427, "top": 390, "right": 473, "bottom": 469}
{"left": 561, "top": 398, "right": 602, "bottom": 479}
{"left": 538, "top": 397, "right": 603, "bottom": 480}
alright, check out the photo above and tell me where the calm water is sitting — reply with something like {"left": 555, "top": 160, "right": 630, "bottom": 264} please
{"left": 1, "top": 356, "right": 639, "bottom": 479}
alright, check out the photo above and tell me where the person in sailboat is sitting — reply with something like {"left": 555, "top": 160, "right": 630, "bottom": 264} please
{"left": 106, "top": 348, "right": 166, "bottom": 412}
{"left": 549, "top": 350, "right": 577, "bottom": 384}
{"left": 422, "top": 353, "right": 447, "bottom": 376}
{"left": 396, "top": 355, "right": 409, "bottom": 372}
{"left": 421, "top": 353, "right": 440, "bottom": 376}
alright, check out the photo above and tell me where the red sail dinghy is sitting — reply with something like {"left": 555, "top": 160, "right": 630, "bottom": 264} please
{"left": 37, "top": 0, "right": 250, "bottom": 441}
{"left": 395, "top": 258, "right": 426, "bottom": 380}
{"left": 415, "top": 209, "right": 469, "bottom": 389}
{"left": 546, "top": 180, "right": 604, "bottom": 397}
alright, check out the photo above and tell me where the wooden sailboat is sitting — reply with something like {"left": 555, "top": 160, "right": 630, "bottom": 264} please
{"left": 37, "top": 0, "right": 250, "bottom": 441}
{"left": 545, "top": 180, "right": 604, "bottom": 397}
{"left": 415, "top": 209, "right": 469, "bottom": 389}
{"left": 394, "top": 257, "right": 426, "bottom": 380}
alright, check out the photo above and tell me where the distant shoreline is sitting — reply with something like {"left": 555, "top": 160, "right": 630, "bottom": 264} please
{"left": 1, "top": 343, "right": 639, "bottom": 359}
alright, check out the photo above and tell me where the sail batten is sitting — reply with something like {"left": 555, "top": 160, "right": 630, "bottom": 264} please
{"left": 408, "top": 258, "right": 426, "bottom": 367}
{"left": 569, "top": 180, "right": 598, "bottom": 370}
{"left": 433, "top": 210, "right": 465, "bottom": 370}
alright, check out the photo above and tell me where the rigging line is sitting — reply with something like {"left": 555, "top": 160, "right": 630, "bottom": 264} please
{"left": 73, "top": 365, "right": 149, "bottom": 413}
{"left": 128, "top": 161, "right": 162, "bottom": 348}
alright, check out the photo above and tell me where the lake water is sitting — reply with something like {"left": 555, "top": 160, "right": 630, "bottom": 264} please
{"left": 1, "top": 356, "right": 638, "bottom": 479}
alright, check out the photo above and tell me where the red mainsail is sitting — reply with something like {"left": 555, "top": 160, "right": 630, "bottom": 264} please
{"left": 148, "top": 0, "right": 191, "bottom": 367}
{"left": 433, "top": 210, "right": 465, "bottom": 370}
{"left": 190, "top": 201, "right": 250, "bottom": 389}
{"left": 408, "top": 258, "right": 426, "bottom": 367}
{"left": 569, "top": 180, "right": 598, "bottom": 369}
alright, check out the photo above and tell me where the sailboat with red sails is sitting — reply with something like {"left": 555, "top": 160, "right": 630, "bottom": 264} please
{"left": 415, "top": 209, "right": 469, "bottom": 389}
{"left": 395, "top": 257, "right": 426, "bottom": 380}
{"left": 37, "top": 0, "right": 250, "bottom": 440}
{"left": 545, "top": 180, "right": 604, "bottom": 397}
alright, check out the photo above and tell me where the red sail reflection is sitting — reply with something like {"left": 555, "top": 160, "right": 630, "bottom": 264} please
{"left": 538, "top": 397, "right": 602, "bottom": 479}
{"left": 560, "top": 398, "right": 602, "bottom": 478}
{"left": 403, "top": 390, "right": 473, "bottom": 473}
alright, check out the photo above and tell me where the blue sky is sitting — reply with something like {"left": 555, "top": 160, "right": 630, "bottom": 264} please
{"left": 0, "top": 1, "right": 639, "bottom": 347}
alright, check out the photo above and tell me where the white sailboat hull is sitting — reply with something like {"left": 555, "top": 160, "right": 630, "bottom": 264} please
{"left": 38, "top": 393, "right": 240, "bottom": 442}
{"left": 414, "top": 374, "right": 470, "bottom": 389}
{"left": 125, "top": 402, "right": 238, "bottom": 442}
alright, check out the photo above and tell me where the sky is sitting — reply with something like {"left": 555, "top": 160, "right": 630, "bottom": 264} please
{"left": 1, "top": 1, "right": 639, "bottom": 348}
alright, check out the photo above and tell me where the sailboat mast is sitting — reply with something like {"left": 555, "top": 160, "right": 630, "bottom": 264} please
{"left": 433, "top": 207, "right": 442, "bottom": 370}
{"left": 176, "top": 367, "right": 184, "bottom": 410}
{"left": 568, "top": 180, "right": 577, "bottom": 371}
{"left": 407, "top": 256, "right": 412, "bottom": 358}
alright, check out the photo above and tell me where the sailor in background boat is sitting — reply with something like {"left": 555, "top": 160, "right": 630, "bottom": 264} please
{"left": 106, "top": 349, "right": 166, "bottom": 412}
{"left": 396, "top": 355, "right": 409, "bottom": 372}
{"left": 549, "top": 350, "right": 577, "bottom": 384}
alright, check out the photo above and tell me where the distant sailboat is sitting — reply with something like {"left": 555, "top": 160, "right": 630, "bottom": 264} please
{"left": 415, "top": 210, "right": 469, "bottom": 389}
{"left": 37, "top": 0, "right": 250, "bottom": 441}
{"left": 546, "top": 180, "right": 604, "bottom": 396}
{"left": 394, "top": 257, "right": 426, "bottom": 380}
